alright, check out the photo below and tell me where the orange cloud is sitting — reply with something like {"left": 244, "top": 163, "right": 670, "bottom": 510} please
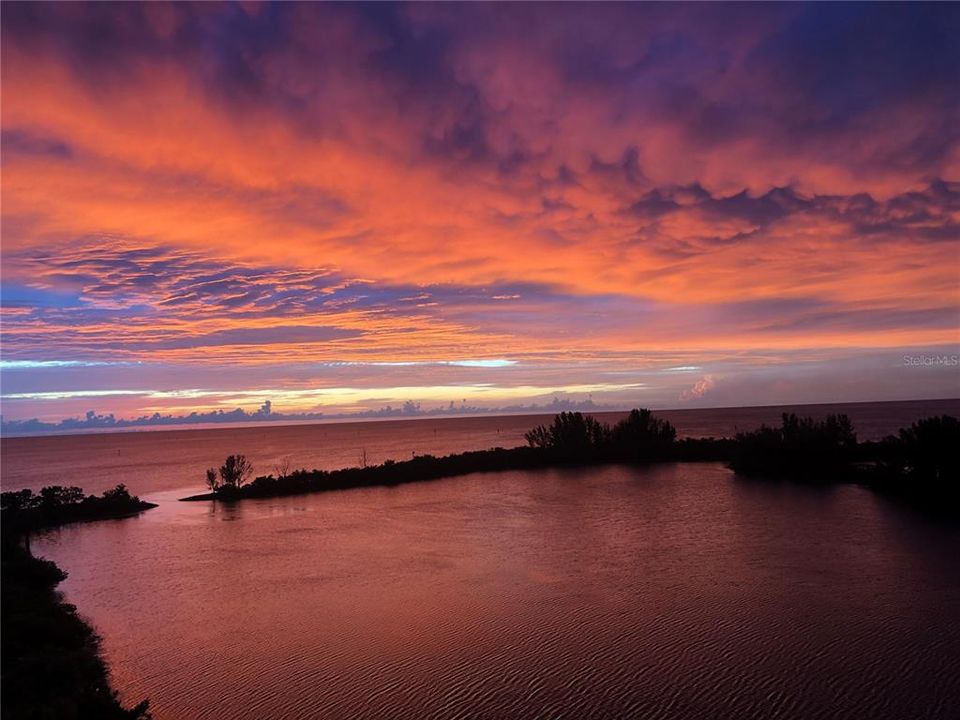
{"left": 1, "top": 3, "right": 957, "bottom": 420}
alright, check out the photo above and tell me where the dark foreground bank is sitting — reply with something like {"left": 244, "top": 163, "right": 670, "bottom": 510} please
{"left": 1, "top": 543, "right": 151, "bottom": 720}
{"left": 0, "top": 487, "right": 154, "bottom": 720}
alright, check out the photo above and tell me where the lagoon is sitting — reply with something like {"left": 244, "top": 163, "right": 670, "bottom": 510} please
{"left": 34, "top": 461, "right": 960, "bottom": 720}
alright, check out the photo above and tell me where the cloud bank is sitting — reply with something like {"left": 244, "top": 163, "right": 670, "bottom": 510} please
{"left": 2, "top": 2, "right": 957, "bottom": 422}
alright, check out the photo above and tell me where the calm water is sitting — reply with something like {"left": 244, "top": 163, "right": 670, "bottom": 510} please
{"left": 33, "top": 464, "right": 960, "bottom": 719}
{"left": 8, "top": 400, "right": 960, "bottom": 718}
{"left": 4, "top": 399, "right": 958, "bottom": 497}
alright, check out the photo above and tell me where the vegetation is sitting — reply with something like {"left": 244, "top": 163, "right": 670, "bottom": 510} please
{"left": 722, "top": 411, "right": 959, "bottom": 512}
{"left": 1, "top": 543, "right": 151, "bottom": 720}
{"left": 183, "top": 409, "right": 726, "bottom": 503}
{"left": 885, "top": 415, "right": 959, "bottom": 483}
{"left": 524, "top": 409, "right": 719, "bottom": 463}
{"left": 1, "top": 485, "right": 156, "bottom": 718}
{"left": 610, "top": 408, "right": 678, "bottom": 460}
{"left": 1, "top": 484, "right": 157, "bottom": 543}
{"left": 184, "top": 409, "right": 958, "bottom": 515}
{"left": 524, "top": 409, "right": 678, "bottom": 461}
{"left": 204, "top": 454, "right": 255, "bottom": 497}
{"left": 525, "top": 411, "right": 610, "bottom": 457}
{"left": 186, "top": 446, "right": 552, "bottom": 502}
{"left": 867, "top": 415, "right": 960, "bottom": 507}
{"left": 730, "top": 413, "right": 858, "bottom": 478}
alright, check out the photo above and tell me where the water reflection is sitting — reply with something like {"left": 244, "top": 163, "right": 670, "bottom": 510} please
{"left": 35, "top": 463, "right": 960, "bottom": 720}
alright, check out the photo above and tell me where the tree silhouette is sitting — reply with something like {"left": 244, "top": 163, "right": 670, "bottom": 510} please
{"left": 894, "top": 415, "right": 960, "bottom": 483}
{"left": 207, "top": 455, "right": 254, "bottom": 493}
{"left": 731, "top": 413, "right": 857, "bottom": 476}
{"left": 524, "top": 411, "right": 609, "bottom": 458}
{"left": 610, "top": 408, "right": 677, "bottom": 459}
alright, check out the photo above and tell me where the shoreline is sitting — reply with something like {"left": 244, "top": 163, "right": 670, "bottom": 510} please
{"left": 1, "top": 545, "right": 151, "bottom": 719}
{"left": 2, "top": 408, "right": 955, "bottom": 718}
{"left": 178, "top": 439, "right": 733, "bottom": 503}
{"left": 178, "top": 409, "right": 958, "bottom": 515}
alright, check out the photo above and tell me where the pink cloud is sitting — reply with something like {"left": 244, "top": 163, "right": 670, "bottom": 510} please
{"left": 681, "top": 375, "right": 716, "bottom": 401}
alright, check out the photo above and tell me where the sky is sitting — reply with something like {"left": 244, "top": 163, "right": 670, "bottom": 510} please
{"left": 1, "top": 1, "right": 958, "bottom": 425}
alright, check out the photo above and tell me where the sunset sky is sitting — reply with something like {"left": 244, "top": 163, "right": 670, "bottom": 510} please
{"left": 1, "top": 2, "right": 958, "bottom": 424}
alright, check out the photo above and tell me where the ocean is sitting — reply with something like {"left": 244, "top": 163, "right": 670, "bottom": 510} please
{"left": 2, "top": 398, "right": 957, "bottom": 498}
{"left": 9, "top": 398, "right": 960, "bottom": 719}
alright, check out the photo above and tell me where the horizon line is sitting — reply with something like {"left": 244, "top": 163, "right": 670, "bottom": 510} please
{"left": 3, "top": 396, "right": 958, "bottom": 440}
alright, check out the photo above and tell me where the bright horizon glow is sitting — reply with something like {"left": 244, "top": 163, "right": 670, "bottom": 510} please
{"left": 2, "top": 380, "right": 644, "bottom": 405}
{"left": 1, "top": 3, "right": 958, "bottom": 427}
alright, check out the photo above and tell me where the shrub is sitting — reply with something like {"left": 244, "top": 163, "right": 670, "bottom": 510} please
{"left": 610, "top": 409, "right": 676, "bottom": 460}
{"left": 524, "top": 412, "right": 609, "bottom": 458}
{"left": 892, "top": 415, "right": 960, "bottom": 484}
{"left": 731, "top": 413, "right": 857, "bottom": 477}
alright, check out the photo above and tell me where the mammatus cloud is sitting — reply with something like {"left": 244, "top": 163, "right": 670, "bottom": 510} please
{"left": 1, "top": 3, "right": 958, "bottom": 421}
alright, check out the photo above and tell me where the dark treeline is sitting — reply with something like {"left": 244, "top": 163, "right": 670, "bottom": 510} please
{"left": 1, "top": 484, "right": 157, "bottom": 542}
{"left": 859, "top": 415, "right": 960, "bottom": 507}
{"left": 732, "top": 413, "right": 958, "bottom": 480}
{"left": 528, "top": 411, "right": 959, "bottom": 508}
{"left": 730, "top": 413, "right": 858, "bottom": 476}
{"left": 185, "top": 446, "right": 577, "bottom": 501}
{"left": 1, "top": 544, "right": 151, "bottom": 720}
{"left": 183, "top": 409, "right": 959, "bottom": 512}
{"left": 523, "top": 408, "right": 734, "bottom": 463}
{"left": 1, "top": 486, "right": 155, "bottom": 720}
{"left": 180, "top": 410, "right": 732, "bottom": 502}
